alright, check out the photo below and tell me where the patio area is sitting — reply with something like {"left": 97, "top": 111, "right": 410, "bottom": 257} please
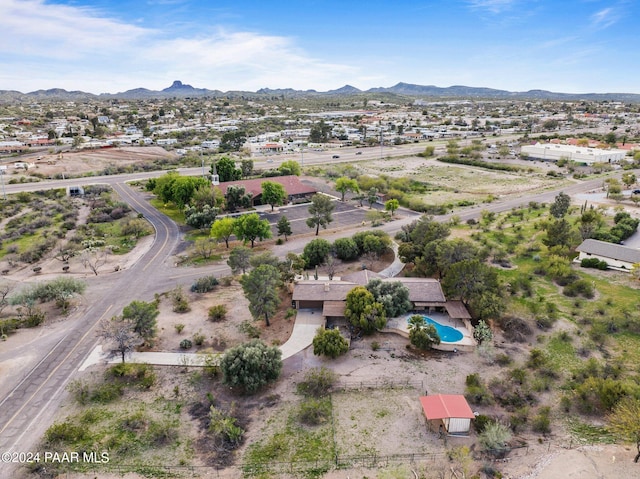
{"left": 385, "top": 312, "right": 476, "bottom": 352}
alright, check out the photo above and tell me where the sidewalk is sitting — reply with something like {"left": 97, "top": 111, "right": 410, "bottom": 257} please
{"left": 79, "top": 309, "right": 325, "bottom": 370}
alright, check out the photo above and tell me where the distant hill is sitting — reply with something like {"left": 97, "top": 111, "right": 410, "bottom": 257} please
{"left": 1, "top": 80, "right": 639, "bottom": 102}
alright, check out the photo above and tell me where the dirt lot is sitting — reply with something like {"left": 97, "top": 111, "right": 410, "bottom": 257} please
{"left": 2, "top": 146, "right": 176, "bottom": 178}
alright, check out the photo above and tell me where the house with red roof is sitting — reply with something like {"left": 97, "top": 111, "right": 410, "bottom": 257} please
{"left": 215, "top": 175, "right": 317, "bottom": 207}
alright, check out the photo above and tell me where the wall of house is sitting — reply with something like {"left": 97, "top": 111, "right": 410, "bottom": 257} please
{"left": 444, "top": 417, "right": 471, "bottom": 434}
{"left": 578, "top": 252, "right": 634, "bottom": 271}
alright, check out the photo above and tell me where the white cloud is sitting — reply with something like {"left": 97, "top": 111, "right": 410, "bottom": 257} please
{"left": 0, "top": 0, "right": 361, "bottom": 93}
{"left": 590, "top": 7, "right": 620, "bottom": 29}
{"left": 466, "top": 0, "right": 516, "bottom": 14}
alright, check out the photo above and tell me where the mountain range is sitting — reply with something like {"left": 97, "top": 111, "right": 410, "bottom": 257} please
{"left": 2, "top": 80, "right": 640, "bottom": 103}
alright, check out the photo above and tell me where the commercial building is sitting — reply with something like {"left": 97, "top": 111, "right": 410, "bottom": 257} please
{"left": 521, "top": 142, "right": 628, "bottom": 164}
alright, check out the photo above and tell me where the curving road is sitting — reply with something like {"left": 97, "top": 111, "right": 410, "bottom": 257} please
{"left": 0, "top": 151, "right": 632, "bottom": 477}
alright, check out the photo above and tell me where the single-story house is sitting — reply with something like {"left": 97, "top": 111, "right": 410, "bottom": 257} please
{"left": 419, "top": 394, "right": 475, "bottom": 436}
{"left": 576, "top": 239, "right": 640, "bottom": 271}
{"left": 215, "top": 175, "right": 317, "bottom": 207}
{"left": 292, "top": 277, "right": 449, "bottom": 314}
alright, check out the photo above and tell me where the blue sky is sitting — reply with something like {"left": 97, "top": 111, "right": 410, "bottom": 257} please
{"left": 1, "top": 0, "right": 639, "bottom": 94}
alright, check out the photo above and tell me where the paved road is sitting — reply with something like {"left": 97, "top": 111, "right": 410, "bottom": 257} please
{"left": 0, "top": 160, "right": 633, "bottom": 476}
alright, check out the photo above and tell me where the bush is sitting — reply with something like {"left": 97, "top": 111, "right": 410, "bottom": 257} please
{"left": 581, "top": 258, "right": 608, "bottom": 270}
{"left": 208, "top": 304, "right": 227, "bottom": 322}
{"left": 474, "top": 414, "right": 493, "bottom": 434}
{"left": 44, "top": 421, "right": 86, "bottom": 445}
{"left": 193, "top": 332, "right": 206, "bottom": 346}
{"left": 497, "top": 316, "right": 532, "bottom": 343}
{"left": 296, "top": 367, "right": 338, "bottom": 397}
{"left": 191, "top": 275, "right": 219, "bottom": 293}
{"left": 220, "top": 339, "right": 282, "bottom": 394}
{"left": 298, "top": 397, "right": 331, "bottom": 426}
{"left": 563, "top": 279, "right": 595, "bottom": 299}
{"left": 532, "top": 407, "right": 552, "bottom": 435}
{"left": 333, "top": 237, "right": 360, "bottom": 261}
{"left": 171, "top": 286, "right": 191, "bottom": 313}
{"left": 180, "top": 339, "right": 193, "bottom": 349}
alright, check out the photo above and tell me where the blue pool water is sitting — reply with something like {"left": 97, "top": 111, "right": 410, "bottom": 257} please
{"left": 409, "top": 316, "right": 463, "bottom": 343}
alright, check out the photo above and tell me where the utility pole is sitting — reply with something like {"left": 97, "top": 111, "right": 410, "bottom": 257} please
{"left": 0, "top": 168, "right": 6, "bottom": 200}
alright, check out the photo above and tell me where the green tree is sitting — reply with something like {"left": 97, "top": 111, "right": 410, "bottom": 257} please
{"left": 279, "top": 160, "right": 301, "bottom": 176}
{"left": 408, "top": 315, "right": 440, "bottom": 350}
{"left": 240, "top": 159, "right": 254, "bottom": 178}
{"left": 365, "top": 279, "right": 412, "bottom": 318}
{"left": 122, "top": 300, "right": 159, "bottom": 342}
{"left": 224, "top": 185, "right": 252, "bottom": 212}
{"left": 216, "top": 157, "right": 242, "bottom": 182}
{"left": 306, "top": 194, "right": 335, "bottom": 235}
{"left": 442, "top": 260, "right": 504, "bottom": 321}
{"left": 234, "top": 213, "right": 272, "bottom": 247}
{"left": 344, "top": 287, "right": 386, "bottom": 334}
{"left": 227, "top": 246, "right": 252, "bottom": 274}
{"left": 261, "top": 181, "right": 287, "bottom": 211}
{"left": 192, "top": 183, "right": 224, "bottom": 210}
{"left": 607, "top": 397, "right": 640, "bottom": 463}
{"left": 622, "top": 172, "right": 637, "bottom": 189}
{"left": 543, "top": 218, "right": 575, "bottom": 249}
{"left": 184, "top": 204, "right": 218, "bottom": 230}
{"left": 220, "top": 339, "right": 282, "bottom": 393}
{"left": 385, "top": 198, "right": 399, "bottom": 216}
{"left": 550, "top": 192, "right": 571, "bottom": 219}
{"left": 219, "top": 131, "right": 247, "bottom": 152}
{"left": 210, "top": 217, "right": 236, "bottom": 248}
{"left": 419, "top": 238, "right": 483, "bottom": 279}
{"left": 303, "top": 238, "right": 332, "bottom": 268}
{"left": 367, "top": 187, "right": 378, "bottom": 209}
{"left": 240, "top": 264, "right": 281, "bottom": 326}
{"left": 170, "top": 176, "right": 210, "bottom": 208}
{"left": 312, "top": 327, "right": 349, "bottom": 358}
{"left": 276, "top": 216, "right": 292, "bottom": 241}
{"left": 335, "top": 177, "right": 360, "bottom": 202}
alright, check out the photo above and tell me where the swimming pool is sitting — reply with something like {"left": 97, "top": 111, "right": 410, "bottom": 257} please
{"left": 409, "top": 316, "right": 464, "bottom": 343}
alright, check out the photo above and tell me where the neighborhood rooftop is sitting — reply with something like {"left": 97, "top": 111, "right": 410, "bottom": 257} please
{"left": 576, "top": 239, "right": 640, "bottom": 265}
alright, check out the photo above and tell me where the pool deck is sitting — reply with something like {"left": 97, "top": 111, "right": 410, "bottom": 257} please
{"left": 384, "top": 312, "right": 476, "bottom": 352}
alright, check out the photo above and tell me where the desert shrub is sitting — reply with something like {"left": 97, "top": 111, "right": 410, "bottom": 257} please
{"left": 107, "top": 362, "right": 156, "bottom": 389}
{"left": 563, "top": 279, "right": 595, "bottom": 299}
{"left": 90, "top": 382, "right": 125, "bottom": 403}
{"left": 298, "top": 397, "right": 331, "bottom": 426}
{"left": 497, "top": 316, "right": 533, "bottom": 343}
{"left": 44, "top": 421, "right": 86, "bottom": 445}
{"left": 465, "top": 373, "right": 494, "bottom": 406}
{"left": 479, "top": 421, "right": 512, "bottom": 457}
{"left": 495, "top": 353, "right": 513, "bottom": 366}
{"left": 171, "top": 286, "right": 191, "bottom": 313}
{"left": 193, "top": 332, "right": 206, "bottom": 346}
{"left": 509, "top": 407, "right": 530, "bottom": 434}
{"left": 574, "top": 377, "right": 634, "bottom": 414}
{"left": 208, "top": 304, "right": 227, "bottom": 322}
{"left": 209, "top": 406, "right": 244, "bottom": 447}
{"left": 536, "top": 315, "right": 557, "bottom": 330}
{"left": 531, "top": 406, "right": 551, "bottom": 436}
{"left": 526, "top": 349, "right": 549, "bottom": 369}
{"left": 296, "top": 367, "right": 338, "bottom": 397}
{"left": 474, "top": 414, "right": 493, "bottom": 434}
{"left": 489, "top": 378, "right": 533, "bottom": 411}
{"left": 174, "top": 323, "right": 185, "bottom": 333}
{"left": 180, "top": 339, "right": 193, "bottom": 349}
{"left": 191, "top": 275, "right": 219, "bottom": 293}
{"left": 239, "top": 320, "right": 260, "bottom": 338}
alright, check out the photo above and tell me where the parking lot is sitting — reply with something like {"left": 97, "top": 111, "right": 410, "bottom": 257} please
{"left": 259, "top": 198, "right": 392, "bottom": 237}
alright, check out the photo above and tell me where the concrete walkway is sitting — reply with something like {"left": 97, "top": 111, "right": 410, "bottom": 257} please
{"left": 379, "top": 241, "right": 404, "bottom": 278}
{"left": 79, "top": 309, "right": 325, "bottom": 370}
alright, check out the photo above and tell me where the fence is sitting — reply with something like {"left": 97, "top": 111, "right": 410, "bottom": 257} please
{"left": 333, "top": 377, "right": 423, "bottom": 391}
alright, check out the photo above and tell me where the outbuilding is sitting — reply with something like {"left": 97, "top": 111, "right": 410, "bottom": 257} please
{"left": 419, "top": 394, "right": 475, "bottom": 436}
